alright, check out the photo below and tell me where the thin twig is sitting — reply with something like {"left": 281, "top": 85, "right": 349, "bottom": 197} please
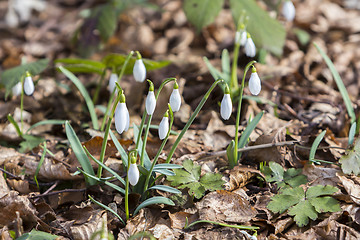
{"left": 28, "top": 188, "right": 87, "bottom": 199}
{"left": 199, "top": 140, "right": 299, "bottom": 161}
{"left": 0, "top": 167, "right": 55, "bottom": 186}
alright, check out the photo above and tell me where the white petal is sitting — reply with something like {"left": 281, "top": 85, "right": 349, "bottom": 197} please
{"left": 12, "top": 82, "right": 22, "bottom": 96}
{"left": 282, "top": 1, "right": 295, "bottom": 21}
{"left": 240, "top": 31, "right": 247, "bottom": 46}
{"left": 169, "top": 89, "right": 181, "bottom": 112}
{"left": 245, "top": 38, "right": 256, "bottom": 58}
{"left": 128, "top": 163, "right": 139, "bottom": 186}
{"left": 220, "top": 94, "right": 232, "bottom": 120}
{"left": 145, "top": 91, "right": 156, "bottom": 115}
{"left": 125, "top": 105, "right": 130, "bottom": 131}
{"left": 133, "top": 59, "right": 146, "bottom": 82}
{"left": 24, "top": 76, "right": 34, "bottom": 95}
{"left": 158, "top": 117, "right": 169, "bottom": 140}
{"left": 108, "top": 73, "right": 118, "bottom": 93}
{"left": 249, "top": 72, "right": 261, "bottom": 95}
{"left": 5, "top": 8, "right": 19, "bottom": 27}
{"left": 115, "top": 103, "right": 127, "bottom": 134}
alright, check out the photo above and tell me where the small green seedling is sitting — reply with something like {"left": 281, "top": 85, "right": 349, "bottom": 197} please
{"left": 267, "top": 185, "right": 341, "bottom": 227}
{"left": 167, "top": 159, "right": 224, "bottom": 199}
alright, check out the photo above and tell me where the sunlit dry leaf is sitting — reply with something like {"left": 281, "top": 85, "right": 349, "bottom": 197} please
{"left": 169, "top": 211, "right": 198, "bottom": 229}
{"left": 337, "top": 173, "right": 360, "bottom": 205}
{"left": 83, "top": 136, "right": 117, "bottom": 160}
{"left": 148, "top": 224, "right": 174, "bottom": 240}
{"left": 302, "top": 164, "right": 340, "bottom": 187}
{"left": 0, "top": 173, "right": 10, "bottom": 198}
{"left": 223, "top": 166, "right": 258, "bottom": 191}
{"left": 25, "top": 157, "right": 81, "bottom": 181}
{"left": 196, "top": 190, "right": 257, "bottom": 224}
{"left": 6, "top": 179, "right": 31, "bottom": 194}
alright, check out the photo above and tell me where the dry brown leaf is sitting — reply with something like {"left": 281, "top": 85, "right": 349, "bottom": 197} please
{"left": 0, "top": 172, "right": 10, "bottom": 198}
{"left": 302, "top": 164, "right": 340, "bottom": 187}
{"left": 0, "top": 191, "right": 38, "bottom": 229}
{"left": 6, "top": 179, "right": 31, "bottom": 194}
{"left": 25, "top": 157, "right": 81, "bottom": 181}
{"left": 337, "top": 173, "right": 360, "bottom": 205}
{"left": 83, "top": 136, "right": 118, "bottom": 161}
{"left": 148, "top": 224, "right": 174, "bottom": 240}
{"left": 223, "top": 166, "right": 259, "bottom": 191}
{"left": 196, "top": 190, "right": 257, "bottom": 224}
{"left": 70, "top": 210, "right": 107, "bottom": 240}
{"left": 168, "top": 212, "right": 198, "bottom": 230}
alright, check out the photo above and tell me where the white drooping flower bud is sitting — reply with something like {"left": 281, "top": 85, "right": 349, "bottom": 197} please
{"left": 108, "top": 73, "right": 118, "bottom": 93}
{"left": 235, "top": 24, "right": 247, "bottom": 46}
{"left": 24, "top": 72, "right": 34, "bottom": 96}
{"left": 145, "top": 80, "right": 156, "bottom": 115}
{"left": 220, "top": 85, "right": 232, "bottom": 120}
{"left": 5, "top": 6, "right": 19, "bottom": 28}
{"left": 169, "top": 82, "right": 181, "bottom": 112}
{"left": 158, "top": 112, "right": 169, "bottom": 140}
{"left": 128, "top": 163, "right": 139, "bottom": 186}
{"left": 12, "top": 82, "right": 22, "bottom": 97}
{"left": 249, "top": 67, "right": 261, "bottom": 96}
{"left": 133, "top": 52, "right": 146, "bottom": 82}
{"left": 244, "top": 34, "right": 256, "bottom": 58}
{"left": 282, "top": 0, "right": 296, "bottom": 22}
{"left": 115, "top": 93, "right": 130, "bottom": 134}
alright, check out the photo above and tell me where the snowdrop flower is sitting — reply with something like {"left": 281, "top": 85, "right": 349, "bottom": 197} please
{"left": 169, "top": 81, "right": 181, "bottom": 112}
{"left": 24, "top": 72, "right": 34, "bottom": 96}
{"left": 115, "top": 93, "right": 130, "bottom": 134}
{"left": 5, "top": 0, "right": 46, "bottom": 27}
{"left": 108, "top": 73, "right": 118, "bottom": 93}
{"left": 220, "top": 85, "right": 232, "bottom": 120}
{"left": 248, "top": 67, "right": 261, "bottom": 95}
{"left": 133, "top": 52, "right": 146, "bottom": 82}
{"left": 244, "top": 33, "right": 256, "bottom": 58}
{"left": 145, "top": 80, "right": 156, "bottom": 115}
{"left": 282, "top": 0, "right": 296, "bottom": 22}
{"left": 12, "top": 81, "right": 22, "bottom": 97}
{"left": 128, "top": 155, "right": 139, "bottom": 186}
{"left": 158, "top": 111, "right": 169, "bottom": 140}
{"left": 235, "top": 25, "right": 247, "bottom": 46}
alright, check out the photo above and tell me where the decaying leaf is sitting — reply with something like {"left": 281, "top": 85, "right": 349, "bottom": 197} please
{"left": 337, "top": 173, "right": 360, "bottom": 205}
{"left": 168, "top": 211, "right": 198, "bottom": 230}
{"left": 223, "top": 166, "right": 258, "bottom": 191}
{"left": 70, "top": 210, "right": 107, "bottom": 240}
{"left": 196, "top": 190, "right": 257, "bottom": 224}
{"left": 0, "top": 191, "right": 39, "bottom": 229}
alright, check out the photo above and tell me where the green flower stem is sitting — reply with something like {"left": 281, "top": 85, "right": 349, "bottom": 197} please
{"left": 230, "top": 41, "right": 241, "bottom": 93}
{"left": 125, "top": 150, "right": 136, "bottom": 221}
{"left": 139, "top": 78, "right": 176, "bottom": 167}
{"left": 184, "top": 219, "right": 259, "bottom": 231}
{"left": 142, "top": 105, "right": 174, "bottom": 199}
{"left": 135, "top": 111, "right": 147, "bottom": 150}
{"left": 92, "top": 69, "right": 106, "bottom": 105}
{"left": 20, "top": 75, "right": 25, "bottom": 133}
{"left": 101, "top": 51, "right": 134, "bottom": 131}
{"left": 232, "top": 61, "right": 256, "bottom": 168}
{"left": 165, "top": 79, "right": 224, "bottom": 163}
{"left": 97, "top": 92, "right": 121, "bottom": 178}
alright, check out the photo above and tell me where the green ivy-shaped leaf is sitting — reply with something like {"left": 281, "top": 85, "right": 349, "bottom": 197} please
{"left": 261, "top": 161, "right": 307, "bottom": 190}
{"left": 268, "top": 185, "right": 341, "bottom": 227}
{"left": 340, "top": 138, "right": 360, "bottom": 175}
{"left": 19, "top": 135, "right": 45, "bottom": 153}
{"left": 167, "top": 159, "right": 224, "bottom": 199}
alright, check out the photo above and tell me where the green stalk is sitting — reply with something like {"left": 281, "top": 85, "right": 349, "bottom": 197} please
{"left": 97, "top": 91, "right": 121, "bottom": 178}
{"left": 101, "top": 51, "right": 134, "bottom": 131}
{"left": 139, "top": 78, "right": 176, "bottom": 166}
{"left": 232, "top": 61, "right": 256, "bottom": 168}
{"left": 142, "top": 105, "right": 174, "bottom": 198}
{"left": 184, "top": 219, "right": 259, "bottom": 231}
{"left": 165, "top": 79, "right": 224, "bottom": 163}
{"left": 20, "top": 76, "right": 25, "bottom": 133}
{"left": 135, "top": 111, "right": 147, "bottom": 150}
{"left": 92, "top": 69, "right": 106, "bottom": 105}
{"left": 230, "top": 40, "right": 241, "bottom": 92}
{"left": 125, "top": 150, "right": 136, "bottom": 221}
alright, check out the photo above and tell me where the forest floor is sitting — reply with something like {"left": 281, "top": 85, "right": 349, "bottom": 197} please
{"left": 1, "top": 0, "right": 360, "bottom": 239}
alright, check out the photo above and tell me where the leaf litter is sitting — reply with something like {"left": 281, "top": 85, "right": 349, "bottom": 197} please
{"left": 1, "top": 0, "right": 360, "bottom": 239}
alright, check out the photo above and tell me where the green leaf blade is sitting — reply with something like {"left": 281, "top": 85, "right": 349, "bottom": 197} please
{"left": 183, "top": 0, "right": 225, "bottom": 33}
{"left": 230, "top": 0, "right": 286, "bottom": 56}
{"left": 133, "top": 196, "right": 175, "bottom": 215}
{"left": 288, "top": 200, "right": 318, "bottom": 227}
{"left": 65, "top": 121, "right": 96, "bottom": 186}
{"left": 306, "top": 185, "right": 339, "bottom": 199}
